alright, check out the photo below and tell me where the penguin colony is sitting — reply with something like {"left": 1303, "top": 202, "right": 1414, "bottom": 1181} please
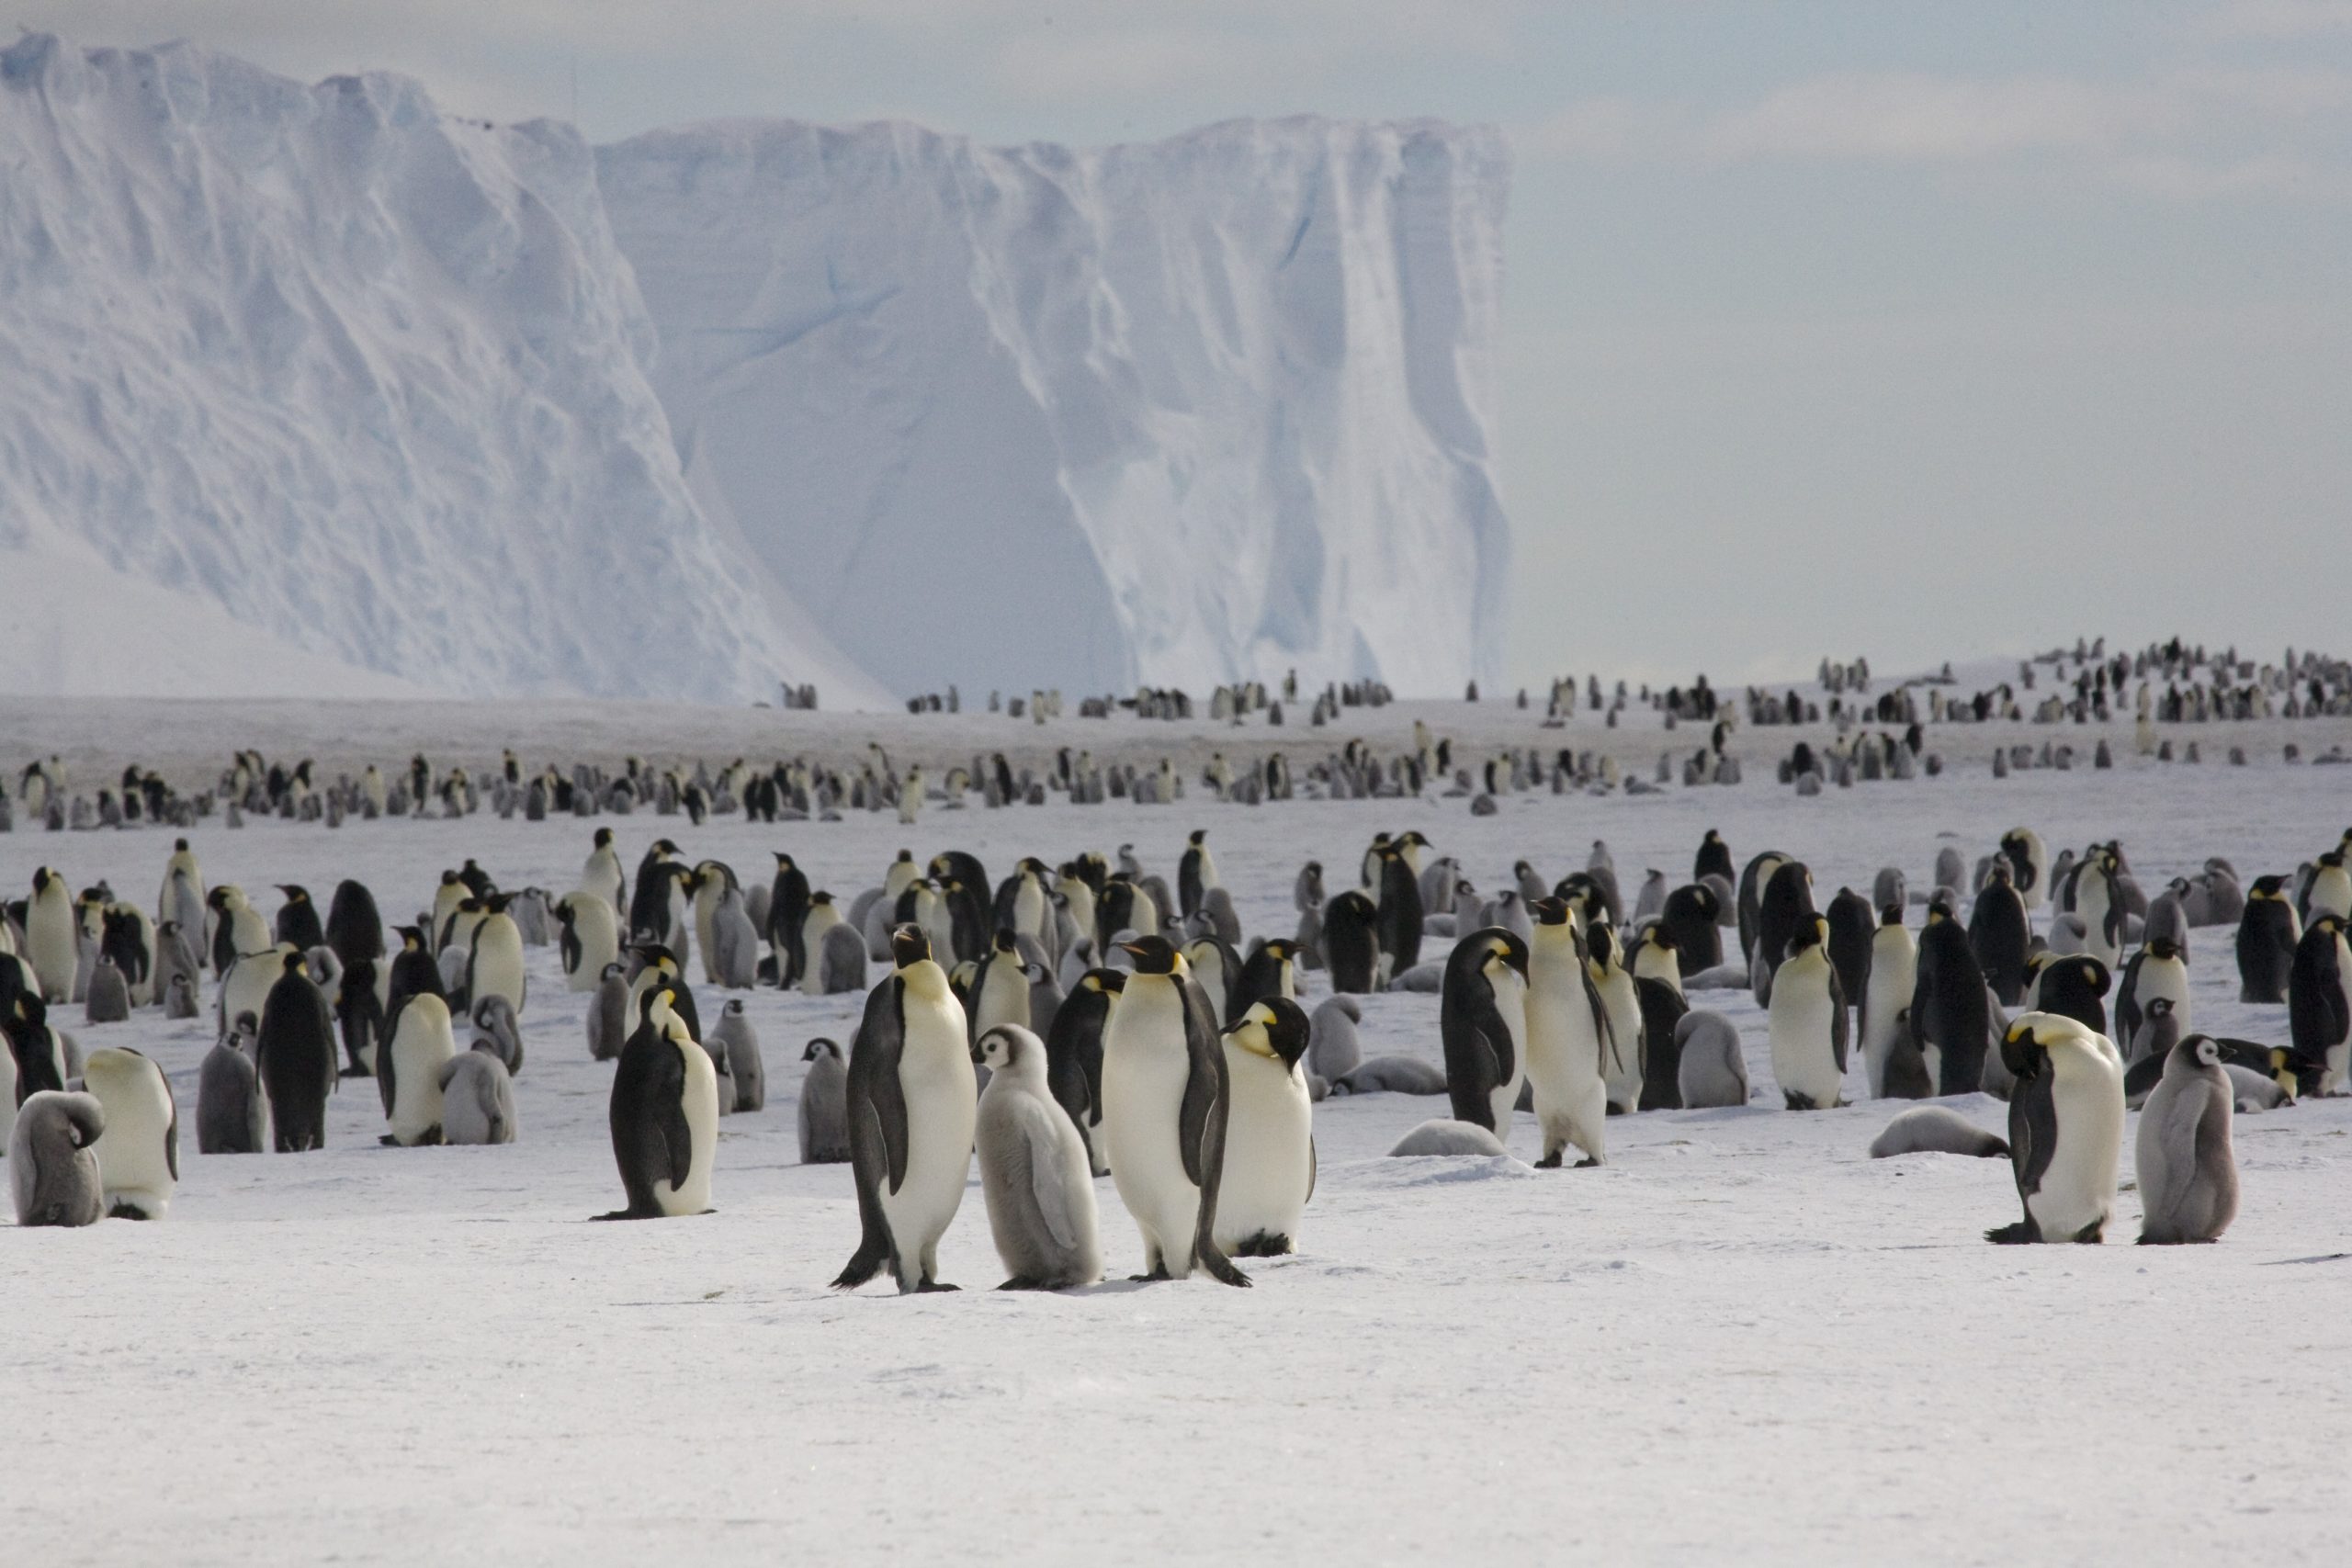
{"left": 16, "top": 787, "right": 2347, "bottom": 1265}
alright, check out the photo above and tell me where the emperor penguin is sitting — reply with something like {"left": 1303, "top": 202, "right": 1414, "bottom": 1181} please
{"left": 1098, "top": 935, "right": 1250, "bottom": 1285}
{"left": 2074, "top": 845, "right": 2126, "bottom": 967}
{"left": 626, "top": 945, "right": 701, "bottom": 1044}
{"left": 768, "top": 854, "right": 813, "bottom": 988}
{"left": 798, "top": 1038, "right": 853, "bottom": 1163}
{"left": 10, "top": 1091, "right": 107, "bottom": 1227}
{"left": 1824, "top": 887, "right": 1875, "bottom": 1013}
{"left": 256, "top": 952, "right": 335, "bottom": 1152}
{"left": 275, "top": 885, "right": 325, "bottom": 953}
{"left": 557, "top": 893, "right": 620, "bottom": 994}
{"left": 1045, "top": 967, "right": 1122, "bottom": 1175}
{"left": 971, "top": 1023, "right": 1103, "bottom": 1290}
{"left": 1214, "top": 997, "right": 1316, "bottom": 1257}
{"left": 598, "top": 983, "right": 719, "bottom": 1219}
{"left": 1441, "top": 927, "right": 1530, "bottom": 1138}
{"left": 1860, "top": 907, "right": 1917, "bottom": 1098}
{"left": 1912, "top": 897, "right": 1990, "bottom": 1095}
{"left": 1969, "top": 862, "right": 2032, "bottom": 1006}
{"left": 81, "top": 1046, "right": 178, "bottom": 1219}
{"left": 158, "top": 839, "right": 205, "bottom": 950}
{"left": 1177, "top": 829, "right": 1220, "bottom": 920}
{"left": 1633, "top": 923, "right": 1685, "bottom": 996}
{"left": 832, "top": 927, "right": 978, "bottom": 1292}
{"left": 1587, "top": 926, "right": 1644, "bottom": 1114}
{"left": 2302, "top": 850, "right": 2352, "bottom": 925}
{"left": 1751, "top": 860, "right": 1817, "bottom": 1003}
{"left": 464, "top": 894, "right": 527, "bottom": 1016}
{"left": 1987, "top": 1012, "right": 2125, "bottom": 1244}
{"left": 1322, "top": 891, "right": 1380, "bottom": 995}
{"left": 1999, "top": 828, "right": 2048, "bottom": 910}
{"left": 582, "top": 828, "right": 628, "bottom": 918}
{"left": 27, "top": 867, "right": 76, "bottom": 1003}
{"left": 197, "top": 1021, "right": 267, "bottom": 1155}
{"left": 970, "top": 929, "right": 1033, "bottom": 1042}
{"left": 1769, "top": 918, "right": 1849, "bottom": 1111}
{"left": 587, "top": 962, "right": 629, "bottom": 1062}
{"left": 378, "top": 994, "right": 458, "bottom": 1146}
{"left": 1231, "top": 938, "right": 1300, "bottom": 1019}
{"left": 208, "top": 886, "right": 269, "bottom": 977}
{"left": 799, "top": 893, "right": 848, "bottom": 995}
{"left": 818, "top": 917, "right": 868, "bottom": 997}
{"left": 2235, "top": 875, "right": 2299, "bottom": 1003}
{"left": 2288, "top": 916, "right": 2352, "bottom": 1094}
{"left": 439, "top": 1049, "right": 518, "bottom": 1145}
{"left": 1524, "top": 898, "right": 1609, "bottom": 1168}
{"left": 2134, "top": 1034, "right": 2238, "bottom": 1245}
{"left": 689, "top": 861, "right": 737, "bottom": 983}
{"left": 2115, "top": 936, "right": 2190, "bottom": 1047}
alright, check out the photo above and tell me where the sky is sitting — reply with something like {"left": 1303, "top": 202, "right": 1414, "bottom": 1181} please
{"left": 17, "top": 1, "right": 2352, "bottom": 688}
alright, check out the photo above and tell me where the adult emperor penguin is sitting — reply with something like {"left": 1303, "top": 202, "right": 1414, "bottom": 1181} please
{"left": 1751, "top": 860, "right": 1817, "bottom": 1003}
{"left": 598, "top": 984, "right": 720, "bottom": 1219}
{"left": 582, "top": 828, "right": 628, "bottom": 919}
{"left": 81, "top": 1046, "right": 177, "bottom": 1219}
{"left": 1098, "top": 934, "right": 1250, "bottom": 1285}
{"left": 768, "top": 853, "right": 812, "bottom": 988}
{"left": 1045, "top": 967, "right": 1122, "bottom": 1175}
{"left": 1524, "top": 898, "right": 1610, "bottom": 1168}
{"left": 1230, "top": 938, "right": 1300, "bottom": 1019}
{"left": 1969, "top": 861, "right": 2032, "bottom": 1006}
{"left": 275, "top": 886, "right": 325, "bottom": 953}
{"left": 1860, "top": 906, "right": 1917, "bottom": 1099}
{"left": 971, "top": 1023, "right": 1102, "bottom": 1290}
{"left": 209, "top": 886, "right": 270, "bottom": 977}
{"left": 256, "top": 951, "right": 335, "bottom": 1152}
{"left": 2302, "top": 850, "right": 2352, "bottom": 925}
{"left": 2135, "top": 1033, "right": 2239, "bottom": 1245}
{"left": 1215, "top": 997, "right": 1316, "bottom": 1258}
{"left": 27, "top": 867, "right": 75, "bottom": 1003}
{"left": 1694, "top": 829, "right": 1735, "bottom": 888}
{"left": 832, "top": 926, "right": 978, "bottom": 1292}
{"left": 1987, "top": 1012, "right": 2124, "bottom": 1244}
{"left": 1999, "top": 828, "right": 2049, "bottom": 911}
{"left": 465, "top": 893, "right": 527, "bottom": 1016}
{"left": 2236, "top": 875, "right": 2300, "bottom": 1003}
{"left": 1588, "top": 926, "right": 1644, "bottom": 1114}
{"left": 557, "top": 893, "right": 620, "bottom": 994}
{"left": 1440, "top": 927, "right": 1530, "bottom": 1137}
{"left": 1177, "top": 829, "right": 1219, "bottom": 921}
{"left": 1375, "top": 846, "right": 1425, "bottom": 980}
{"left": 378, "top": 993, "right": 458, "bottom": 1146}
{"left": 1824, "top": 887, "right": 1875, "bottom": 1014}
{"left": 10, "top": 1091, "right": 106, "bottom": 1227}
{"left": 1322, "top": 891, "right": 1380, "bottom": 994}
{"left": 2074, "top": 845, "right": 2126, "bottom": 967}
{"left": 2288, "top": 916, "right": 2352, "bottom": 1094}
{"left": 1911, "top": 898, "right": 1989, "bottom": 1095}
{"left": 1769, "top": 918, "right": 1849, "bottom": 1111}
{"left": 970, "top": 929, "right": 1033, "bottom": 1041}
{"left": 158, "top": 840, "right": 205, "bottom": 957}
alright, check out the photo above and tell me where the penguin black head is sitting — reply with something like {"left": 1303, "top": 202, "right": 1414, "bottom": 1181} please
{"left": 1483, "top": 930, "right": 1531, "bottom": 976}
{"left": 774, "top": 852, "right": 797, "bottom": 868}
{"left": 1926, "top": 897, "right": 1956, "bottom": 924}
{"left": 1644, "top": 924, "right": 1678, "bottom": 952}
{"left": 2146, "top": 936, "right": 2182, "bottom": 961}
{"left": 1120, "top": 935, "right": 1182, "bottom": 975}
{"left": 1878, "top": 903, "right": 1905, "bottom": 929}
{"left": 803, "top": 1037, "right": 841, "bottom": 1063}
{"left": 175, "top": 838, "right": 190, "bottom": 852}
{"left": 971, "top": 1024, "right": 1039, "bottom": 1071}
{"left": 890, "top": 924, "right": 933, "bottom": 968}
{"left": 1261, "top": 938, "right": 1297, "bottom": 962}
{"left": 637, "top": 983, "right": 679, "bottom": 1025}
{"left": 894, "top": 850, "right": 913, "bottom": 864}
{"left": 1080, "top": 968, "right": 1127, "bottom": 996}
{"left": 809, "top": 890, "right": 834, "bottom": 907}
{"left": 634, "top": 943, "right": 681, "bottom": 976}
{"left": 31, "top": 866, "right": 57, "bottom": 895}
{"left": 1223, "top": 997, "right": 1311, "bottom": 1067}
{"left": 1786, "top": 918, "right": 1828, "bottom": 954}
{"left": 1589, "top": 925, "right": 1617, "bottom": 965}
{"left": 2324, "top": 851, "right": 2346, "bottom": 870}
{"left": 278, "top": 885, "right": 309, "bottom": 902}
{"left": 594, "top": 828, "right": 614, "bottom": 849}
{"left": 1984, "top": 861, "right": 2014, "bottom": 887}
{"left": 1530, "top": 897, "right": 1573, "bottom": 928}
{"left": 991, "top": 929, "right": 1019, "bottom": 955}
{"left": 396, "top": 925, "right": 425, "bottom": 950}
{"left": 1188, "top": 829, "right": 1207, "bottom": 846}
{"left": 482, "top": 892, "right": 514, "bottom": 914}
{"left": 280, "top": 951, "right": 308, "bottom": 977}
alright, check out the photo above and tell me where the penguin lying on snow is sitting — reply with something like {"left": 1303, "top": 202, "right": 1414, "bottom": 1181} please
{"left": 1869, "top": 1106, "right": 2008, "bottom": 1160}
{"left": 1389, "top": 1119, "right": 1510, "bottom": 1158}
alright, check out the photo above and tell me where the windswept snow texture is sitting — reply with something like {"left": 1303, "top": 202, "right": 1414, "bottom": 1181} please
{"left": 0, "top": 36, "right": 871, "bottom": 705}
{"left": 598, "top": 117, "right": 1510, "bottom": 699}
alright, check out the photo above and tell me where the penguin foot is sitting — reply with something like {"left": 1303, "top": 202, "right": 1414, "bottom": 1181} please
{"left": 1234, "top": 1233, "right": 1294, "bottom": 1258}
{"left": 107, "top": 1201, "right": 152, "bottom": 1221}
{"left": 339, "top": 1066, "right": 373, "bottom": 1078}
{"left": 1984, "top": 1221, "right": 2040, "bottom": 1246}
{"left": 1573, "top": 1156, "right": 1602, "bottom": 1169}
{"left": 911, "top": 1280, "right": 960, "bottom": 1293}
{"left": 379, "top": 1134, "right": 400, "bottom": 1146}
{"left": 998, "top": 1278, "right": 1046, "bottom": 1291}
{"left": 1533, "top": 1152, "right": 1564, "bottom": 1169}
{"left": 2070, "top": 1220, "right": 2105, "bottom": 1244}
{"left": 1128, "top": 1267, "right": 1173, "bottom": 1283}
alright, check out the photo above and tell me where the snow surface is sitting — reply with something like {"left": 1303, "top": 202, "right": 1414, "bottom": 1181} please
{"left": 5, "top": 695, "right": 2350, "bottom": 1564}
{"left": 0, "top": 35, "right": 878, "bottom": 705}
{"left": 595, "top": 115, "right": 1510, "bottom": 699}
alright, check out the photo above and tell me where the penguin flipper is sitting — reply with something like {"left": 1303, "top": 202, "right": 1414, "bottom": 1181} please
{"left": 1829, "top": 968, "right": 1850, "bottom": 1075}
{"left": 1013, "top": 1098, "right": 1079, "bottom": 1253}
{"left": 1176, "top": 980, "right": 1222, "bottom": 1191}
{"left": 2011, "top": 1066, "right": 2059, "bottom": 1200}
{"left": 655, "top": 1041, "right": 693, "bottom": 1192}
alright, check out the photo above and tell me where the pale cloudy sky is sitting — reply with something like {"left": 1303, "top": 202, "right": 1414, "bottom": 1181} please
{"left": 21, "top": 1, "right": 2352, "bottom": 685}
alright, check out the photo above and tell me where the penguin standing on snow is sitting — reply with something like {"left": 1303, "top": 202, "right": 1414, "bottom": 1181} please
{"left": 1375, "top": 847, "right": 1424, "bottom": 983}
{"left": 797, "top": 1039, "right": 852, "bottom": 1164}
{"left": 598, "top": 984, "right": 719, "bottom": 1219}
{"left": 971, "top": 1023, "right": 1102, "bottom": 1290}
{"left": 1441, "top": 928, "right": 1530, "bottom": 1137}
{"left": 1322, "top": 891, "right": 1379, "bottom": 995}
{"left": 1860, "top": 906, "right": 1917, "bottom": 1099}
{"left": 256, "top": 952, "right": 335, "bottom": 1153}
{"left": 768, "top": 853, "right": 811, "bottom": 989}
{"left": 2236, "top": 875, "right": 2300, "bottom": 1003}
{"left": 1524, "top": 899, "right": 1609, "bottom": 1168}
{"left": 1214, "top": 998, "right": 1315, "bottom": 1258}
{"left": 1911, "top": 898, "right": 1990, "bottom": 1095}
{"left": 1177, "top": 829, "right": 1219, "bottom": 921}
{"left": 2135, "top": 1033, "right": 2238, "bottom": 1245}
{"left": 1045, "top": 968, "right": 1122, "bottom": 1175}
{"left": 81, "top": 1046, "right": 177, "bottom": 1219}
{"left": 1969, "top": 862, "right": 2031, "bottom": 1006}
{"left": 1588, "top": 927, "right": 1644, "bottom": 1114}
{"left": 378, "top": 994, "right": 458, "bottom": 1147}
{"left": 832, "top": 927, "right": 978, "bottom": 1291}
{"left": 557, "top": 893, "right": 620, "bottom": 994}
{"left": 2115, "top": 936, "right": 2190, "bottom": 1047}
{"left": 1098, "top": 935, "right": 1249, "bottom": 1285}
{"left": 1769, "top": 918, "right": 1849, "bottom": 1111}
{"left": 1988, "top": 1012, "right": 2124, "bottom": 1244}
{"left": 582, "top": 828, "right": 628, "bottom": 919}
{"left": 1657, "top": 883, "right": 1722, "bottom": 976}
{"left": 2288, "top": 916, "right": 2351, "bottom": 1094}
{"left": 1999, "top": 828, "right": 2048, "bottom": 911}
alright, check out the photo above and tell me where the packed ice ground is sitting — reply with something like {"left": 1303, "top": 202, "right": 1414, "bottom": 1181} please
{"left": 5, "top": 687, "right": 2351, "bottom": 1566}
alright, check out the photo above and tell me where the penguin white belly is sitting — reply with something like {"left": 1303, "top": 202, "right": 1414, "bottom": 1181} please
{"left": 1595, "top": 970, "right": 1642, "bottom": 1112}
{"left": 1487, "top": 977, "right": 1529, "bottom": 1144}
{"left": 2311, "top": 868, "right": 2352, "bottom": 922}
{"left": 2028, "top": 1042, "right": 2123, "bottom": 1241}
{"left": 2138, "top": 958, "right": 2191, "bottom": 1031}
{"left": 2329, "top": 935, "right": 2352, "bottom": 1093}
{"left": 875, "top": 997, "right": 975, "bottom": 1267}
{"left": 388, "top": 1003, "right": 457, "bottom": 1145}
{"left": 654, "top": 1035, "right": 721, "bottom": 1216}
{"left": 85, "top": 1055, "right": 175, "bottom": 1219}
{"left": 800, "top": 908, "right": 842, "bottom": 996}
{"left": 470, "top": 923, "right": 527, "bottom": 1013}
{"left": 1769, "top": 969, "right": 1846, "bottom": 1109}
{"left": 694, "top": 889, "right": 722, "bottom": 982}
{"left": 1102, "top": 984, "right": 1204, "bottom": 1271}
{"left": 1860, "top": 940, "right": 1915, "bottom": 1098}
{"left": 564, "top": 897, "right": 618, "bottom": 992}
{"left": 974, "top": 964, "right": 1029, "bottom": 1038}
{"left": 28, "top": 902, "right": 74, "bottom": 1003}
{"left": 1524, "top": 980, "right": 1606, "bottom": 1164}
{"left": 230, "top": 907, "right": 271, "bottom": 957}
{"left": 1214, "top": 1047, "right": 1311, "bottom": 1252}
{"left": 2078, "top": 881, "right": 2118, "bottom": 965}
{"left": 1013, "top": 881, "right": 1046, "bottom": 940}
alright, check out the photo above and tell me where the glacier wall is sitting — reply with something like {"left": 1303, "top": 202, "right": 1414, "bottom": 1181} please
{"left": 0, "top": 36, "right": 876, "bottom": 705}
{"left": 597, "top": 117, "right": 1510, "bottom": 698}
